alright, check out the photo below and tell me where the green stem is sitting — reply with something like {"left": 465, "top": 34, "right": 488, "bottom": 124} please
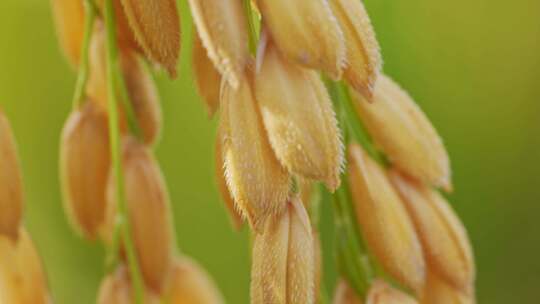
{"left": 243, "top": 0, "right": 258, "bottom": 54}
{"left": 337, "top": 82, "right": 388, "bottom": 166}
{"left": 104, "top": 0, "right": 145, "bottom": 303}
{"left": 71, "top": 0, "right": 97, "bottom": 109}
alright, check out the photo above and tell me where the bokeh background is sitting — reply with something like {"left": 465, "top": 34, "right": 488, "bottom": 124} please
{"left": 1, "top": 0, "right": 539, "bottom": 303}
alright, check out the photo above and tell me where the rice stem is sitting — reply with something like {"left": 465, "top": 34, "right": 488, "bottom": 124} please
{"left": 243, "top": 0, "right": 258, "bottom": 54}
{"left": 71, "top": 0, "right": 97, "bottom": 109}
{"left": 103, "top": 0, "right": 145, "bottom": 303}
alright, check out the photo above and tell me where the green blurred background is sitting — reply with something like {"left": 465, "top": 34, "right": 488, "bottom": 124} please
{"left": 1, "top": 0, "right": 539, "bottom": 303}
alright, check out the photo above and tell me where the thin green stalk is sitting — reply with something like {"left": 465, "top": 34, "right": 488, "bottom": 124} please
{"left": 71, "top": 0, "right": 97, "bottom": 109}
{"left": 103, "top": 0, "right": 145, "bottom": 303}
{"left": 337, "top": 82, "right": 388, "bottom": 166}
{"left": 243, "top": 0, "right": 258, "bottom": 54}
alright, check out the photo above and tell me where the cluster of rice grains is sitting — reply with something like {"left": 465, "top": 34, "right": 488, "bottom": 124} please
{"left": 0, "top": 111, "right": 52, "bottom": 303}
{"left": 52, "top": 0, "right": 223, "bottom": 303}
{"left": 45, "top": 0, "right": 476, "bottom": 302}
{"left": 191, "top": 0, "right": 476, "bottom": 304}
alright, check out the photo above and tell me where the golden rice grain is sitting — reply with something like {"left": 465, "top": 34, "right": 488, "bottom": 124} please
{"left": 192, "top": 31, "right": 222, "bottom": 117}
{"left": 105, "top": 137, "right": 173, "bottom": 292}
{"left": 0, "top": 228, "right": 51, "bottom": 304}
{"left": 421, "top": 271, "right": 475, "bottom": 304}
{"left": 86, "top": 21, "right": 109, "bottom": 106}
{"left": 333, "top": 280, "right": 363, "bottom": 304}
{"left": 87, "top": 23, "right": 162, "bottom": 145}
{"left": 60, "top": 102, "right": 110, "bottom": 240}
{"left": 50, "top": 0, "right": 85, "bottom": 67}
{"left": 390, "top": 171, "right": 475, "bottom": 292}
{"left": 329, "top": 0, "right": 381, "bottom": 98}
{"left": 221, "top": 74, "right": 290, "bottom": 231}
{"left": 118, "top": 0, "right": 181, "bottom": 77}
{"left": 298, "top": 180, "right": 315, "bottom": 211}
{"left": 348, "top": 143, "right": 425, "bottom": 294}
{"left": 0, "top": 110, "right": 23, "bottom": 241}
{"left": 351, "top": 75, "right": 452, "bottom": 191}
{"left": 95, "top": 0, "right": 142, "bottom": 51}
{"left": 215, "top": 131, "right": 244, "bottom": 230}
{"left": 255, "top": 43, "right": 343, "bottom": 191}
{"left": 120, "top": 49, "right": 162, "bottom": 145}
{"left": 163, "top": 256, "right": 225, "bottom": 304}
{"left": 251, "top": 197, "right": 315, "bottom": 304}
{"left": 97, "top": 265, "right": 160, "bottom": 304}
{"left": 366, "top": 279, "right": 418, "bottom": 304}
{"left": 256, "top": 0, "right": 346, "bottom": 79}
{"left": 188, "top": 0, "right": 250, "bottom": 88}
